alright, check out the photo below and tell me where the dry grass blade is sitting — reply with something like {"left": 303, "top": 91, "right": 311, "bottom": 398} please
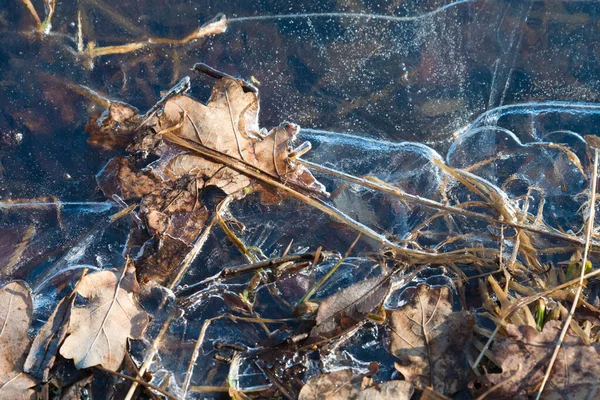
{"left": 222, "top": 250, "right": 330, "bottom": 276}
{"left": 166, "top": 214, "right": 217, "bottom": 291}
{"left": 148, "top": 14, "right": 227, "bottom": 45}
{"left": 40, "top": 0, "right": 56, "bottom": 33}
{"left": 473, "top": 262, "right": 600, "bottom": 372}
{"left": 535, "top": 148, "right": 598, "bottom": 399}
{"left": 86, "top": 41, "right": 146, "bottom": 58}
{"left": 84, "top": 14, "right": 227, "bottom": 60}
{"left": 181, "top": 315, "right": 225, "bottom": 398}
{"left": 299, "top": 233, "right": 361, "bottom": 304}
{"left": 298, "top": 158, "right": 592, "bottom": 247}
{"left": 216, "top": 196, "right": 258, "bottom": 263}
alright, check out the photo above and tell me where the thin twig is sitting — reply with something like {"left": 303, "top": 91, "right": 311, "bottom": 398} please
{"left": 167, "top": 214, "right": 217, "bottom": 291}
{"left": 223, "top": 251, "right": 331, "bottom": 276}
{"left": 94, "top": 365, "right": 177, "bottom": 400}
{"left": 123, "top": 314, "right": 175, "bottom": 400}
{"left": 535, "top": 148, "right": 598, "bottom": 399}
{"left": 472, "top": 325, "right": 500, "bottom": 370}
{"left": 187, "top": 386, "right": 230, "bottom": 393}
{"left": 182, "top": 315, "right": 223, "bottom": 398}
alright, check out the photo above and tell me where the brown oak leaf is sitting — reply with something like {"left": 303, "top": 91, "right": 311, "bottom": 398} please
{"left": 90, "top": 72, "right": 327, "bottom": 284}
{"left": 59, "top": 262, "right": 149, "bottom": 370}
{"left": 480, "top": 320, "right": 600, "bottom": 399}
{"left": 387, "top": 284, "right": 474, "bottom": 396}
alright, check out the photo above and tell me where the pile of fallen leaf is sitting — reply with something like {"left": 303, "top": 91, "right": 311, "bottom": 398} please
{"left": 89, "top": 66, "right": 327, "bottom": 285}
{"left": 1, "top": 263, "right": 148, "bottom": 399}
{"left": 3, "top": 66, "right": 600, "bottom": 400}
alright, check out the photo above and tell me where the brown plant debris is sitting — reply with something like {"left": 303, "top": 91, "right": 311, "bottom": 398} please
{"left": 479, "top": 320, "right": 600, "bottom": 399}
{"left": 90, "top": 70, "right": 327, "bottom": 283}
{"left": 0, "top": 281, "right": 36, "bottom": 399}
{"left": 24, "top": 289, "right": 77, "bottom": 381}
{"left": 298, "top": 369, "right": 414, "bottom": 400}
{"left": 387, "top": 284, "right": 475, "bottom": 396}
{"left": 309, "top": 275, "right": 391, "bottom": 340}
{"left": 59, "top": 262, "right": 149, "bottom": 371}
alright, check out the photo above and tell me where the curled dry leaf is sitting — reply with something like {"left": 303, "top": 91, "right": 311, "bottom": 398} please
{"left": 387, "top": 284, "right": 474, "bottom": 396}
{"left": 299, "top": 369, "right": 413, "bottom": 400}
{"left": 90, "top": 73, "right": 327, "bottom": 283}
{"left": 59, "top": 262, "right": 149, "bottom": 371}
{"left": 24, "top": 291, "right": 76, "bottom": 381}
{"left": 309, "top": 275, "right": 391, "bottom": 340}
{"left": 479, "top": 320, "right": 600, "bottom": 399}
{"left": 0, "top": 281, "right": 36, "bottom": 399}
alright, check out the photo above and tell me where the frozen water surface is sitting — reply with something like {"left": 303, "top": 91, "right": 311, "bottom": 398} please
{"left": 2, "top": 0, "right": 600, "bottom": 397}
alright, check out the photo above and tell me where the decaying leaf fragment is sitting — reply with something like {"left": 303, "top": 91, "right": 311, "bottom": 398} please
{"left": 24, "top": 290, "right": 76, "bottom": 381}
{"left": 480, "top": 320, "right": 600, "bottom": 399}
{"left": 90, "top": 70, "right": 327, "bottom": 283}
{"left": 357, "top": 380, "right": 415, "bottom": 400}
{"left": 299, "top": 369, "right": 361, "bottom": 400}
{"left": 299, "top": 369, "right": 413, "bottom": 400}
{"left": 387, "top": 284, "right": 474, "bottom": 396}
{"left": 0, "top": 281, "right": 36, "bottom": 399}
{"left": 309, "top": 275, "right": 391, "bottom": 340}
{"left": 59, "top": 262, "right": 149, "bottom": 371}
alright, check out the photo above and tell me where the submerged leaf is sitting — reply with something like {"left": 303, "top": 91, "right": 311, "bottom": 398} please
{"left": 309, "top": 275, "right": 391, "bottom": 340}
{"left": 387, "top": 284, "right": 474, "bottom": 396}
{"left": 59, "top": 262, "right": 149, "bottom": 370}
{"left": 299, "top": 369, "right": 361, "bottom": 400}
{"left": 0, "top": 281, "right": 36, "bottom": 399}
{"left": 357, "top": 381, "right": 414, "bottom": 400}
{"left": 299, "top": 369, "right": 413, "bottom": 400}
{"left": 480, "top": 320, "right": 600, "bottom": 399}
